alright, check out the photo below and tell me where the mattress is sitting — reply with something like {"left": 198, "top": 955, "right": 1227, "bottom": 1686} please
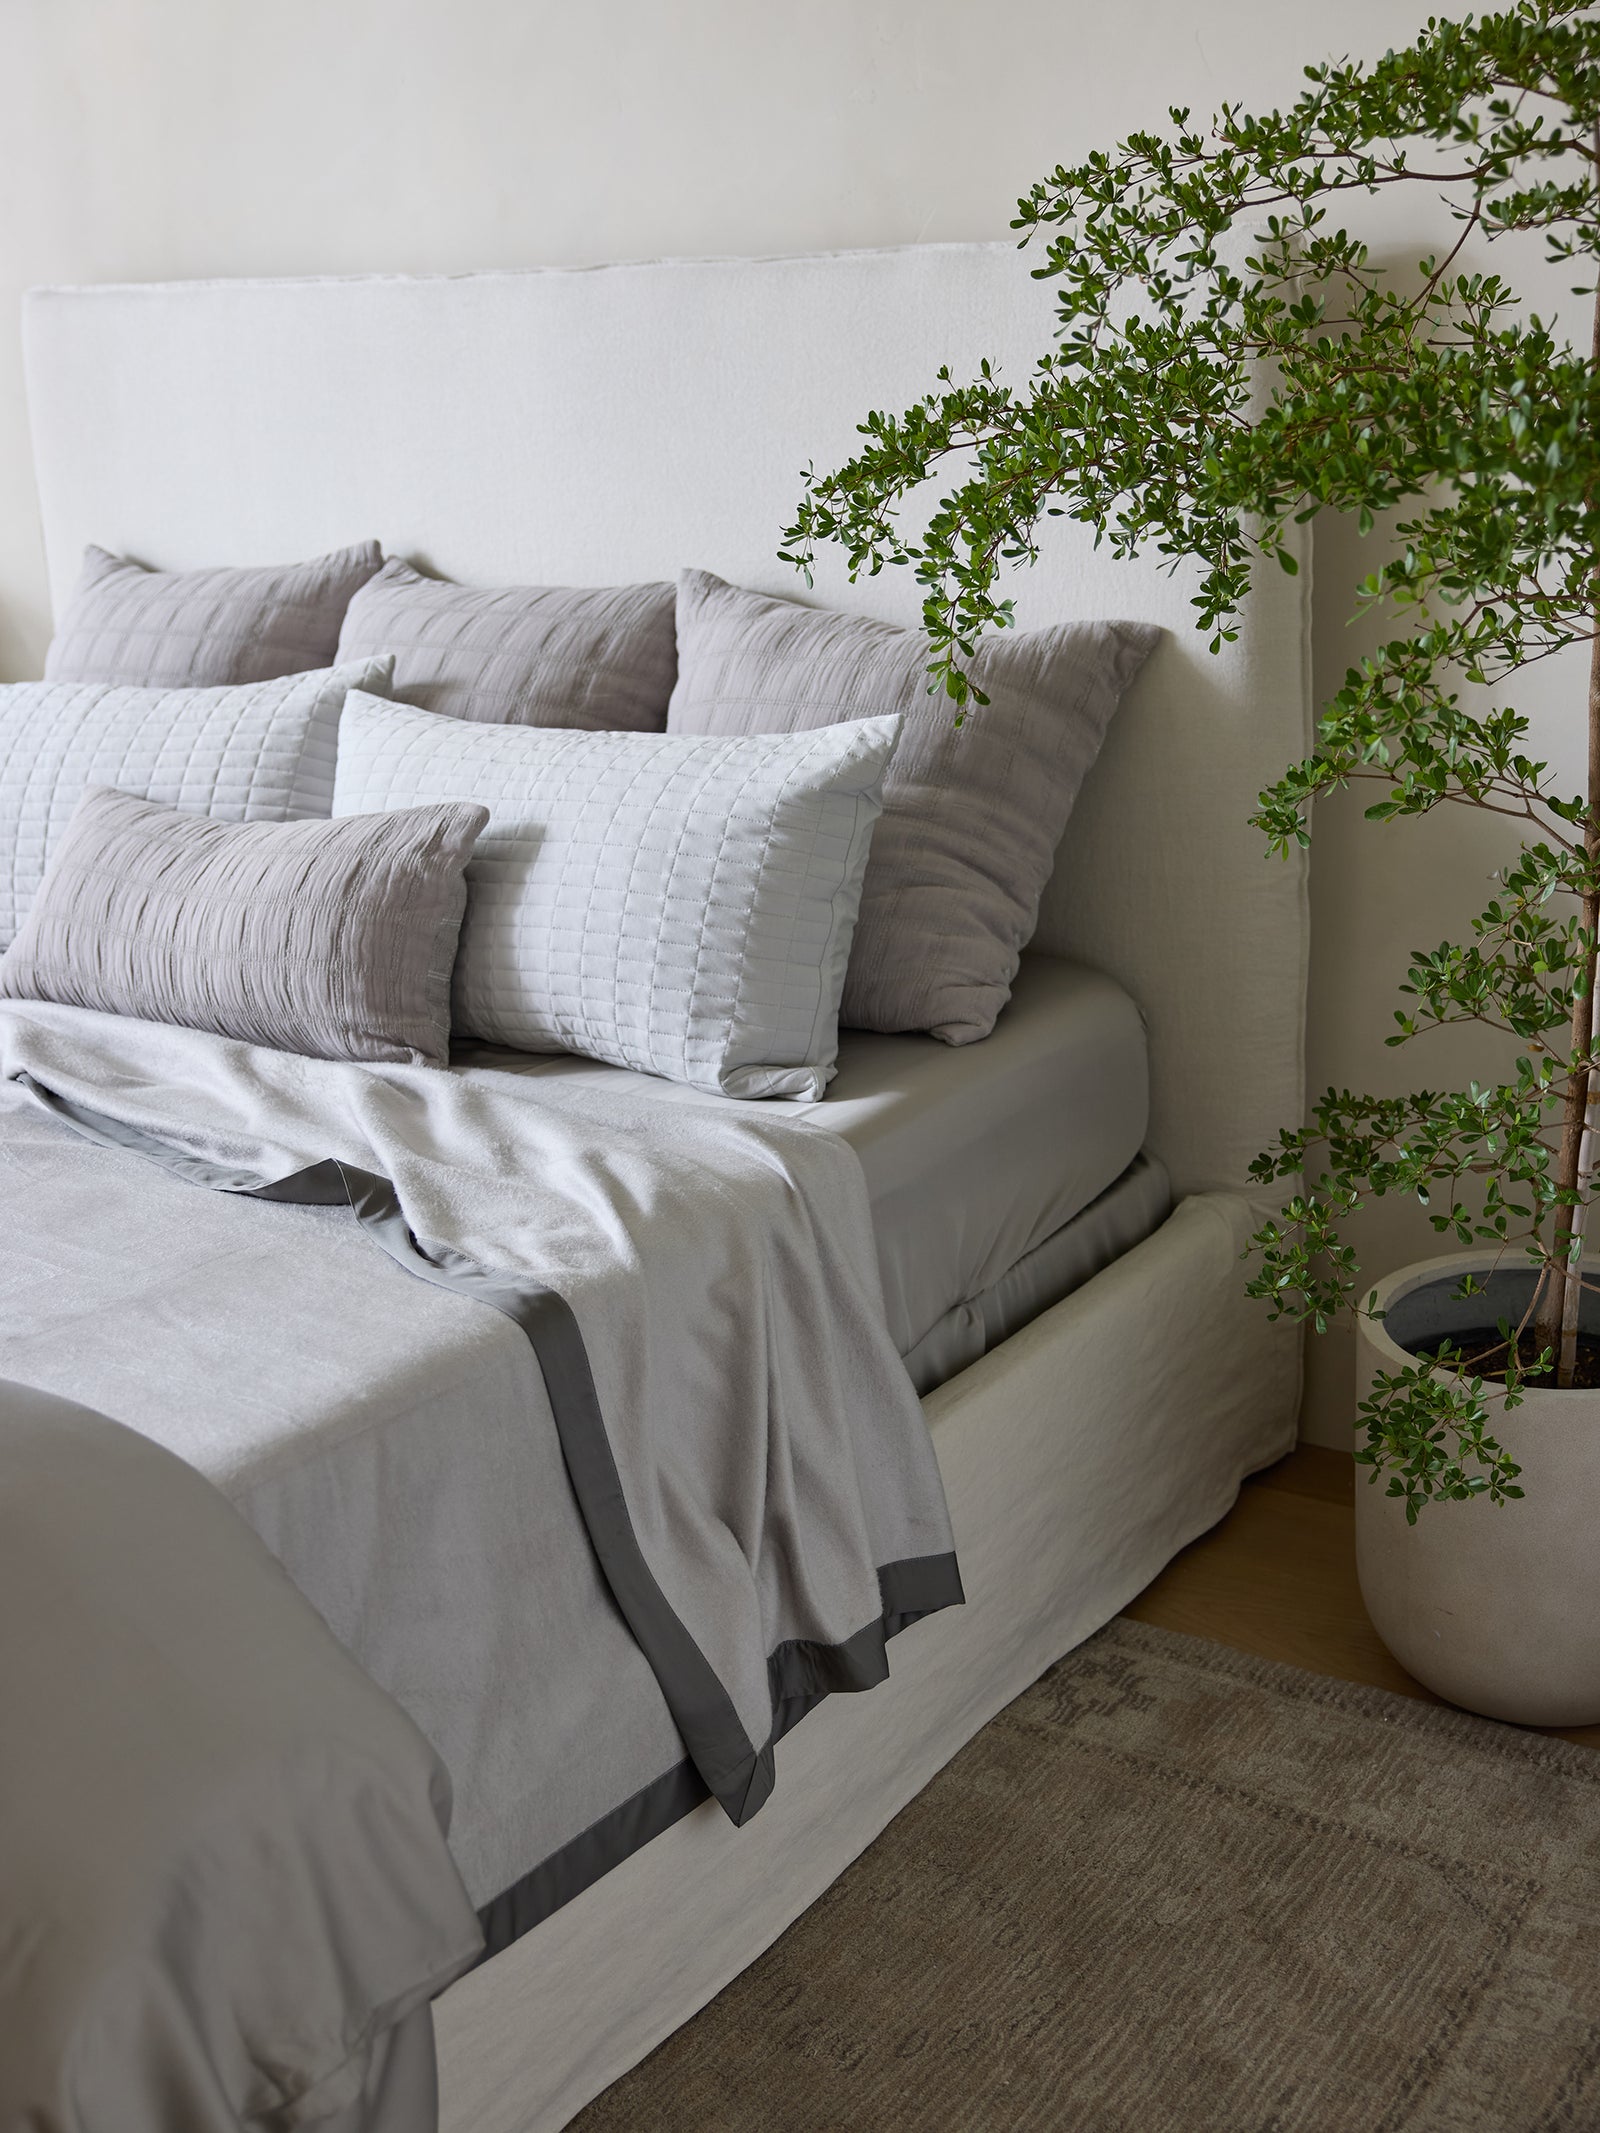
{"left": 460, "top": 953, "right": 1162, "bottom": 1387}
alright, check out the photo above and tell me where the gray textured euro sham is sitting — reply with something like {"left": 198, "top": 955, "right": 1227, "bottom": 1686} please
{"left": 666, "top": 568, "right": 1160, "bottom": 1043}
{"left": 0, "top": 786, "right": 488, "bottom": 1067}
{"left": 334, "top": 557, "right": 678, "bottom": 729}
{"left": 44, "top": 540, "right": 383, "bottom": 687}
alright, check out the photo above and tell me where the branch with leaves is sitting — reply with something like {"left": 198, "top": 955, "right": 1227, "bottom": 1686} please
{"left": 785, "top": 0, "right": 1600, "bottom": 1514}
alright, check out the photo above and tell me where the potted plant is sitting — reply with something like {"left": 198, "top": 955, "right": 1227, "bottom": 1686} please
{"left": 783, "top": 0, "right": 1600, "bottom": 1723}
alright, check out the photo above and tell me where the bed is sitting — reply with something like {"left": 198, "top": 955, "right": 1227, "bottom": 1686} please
{"left": 16, "top": 240, "right": 1311, "bottom": 2130}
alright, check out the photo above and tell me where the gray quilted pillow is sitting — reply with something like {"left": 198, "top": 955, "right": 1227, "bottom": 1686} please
{"left": 45, "top": 542, "right": 383, "bottom": 687}
{"left": 0, "top": 657, "right": 393, "bottom": 951}
{"left": 332, "top": 690, "right": 900, "bottom": 1099}
{"left": 667, "top": 570, "right": 1160, "bottom": 1044}
{"left": 0, "top": 786, "right": 488, "bottom": 1067}
{"left": 334, "top": 559, "right": 677, "bottom": 729}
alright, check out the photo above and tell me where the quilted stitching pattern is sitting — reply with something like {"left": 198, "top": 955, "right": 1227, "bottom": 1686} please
{"left": 0, "top": 657, "right": 392, "bottom": 950}
{"left": 667, "top": 570, "right": 1161, "bottom": 1045}
{"left": 335, "top": 558, "right": 677, "bottom": 729}
{"left": 44, "top": 542, "right": 383, "bottom": 688}
{"left": 0, "top": 787, "right": 487, "bottom": 1066}
{"left": 333, "top": 692, "right": 900, "bottom": 1099}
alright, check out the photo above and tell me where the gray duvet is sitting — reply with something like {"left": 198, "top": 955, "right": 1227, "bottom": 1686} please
{"left": 0, "top": 1376, "right": 483, "bottom": 2133}
{"left": 0, "top": 1000, "right": 960, "bottom": 2098}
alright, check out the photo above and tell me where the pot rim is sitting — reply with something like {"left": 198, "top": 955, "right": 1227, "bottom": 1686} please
{"left": 1361, "top": 1249, "right": 1600, "bottom": 1402}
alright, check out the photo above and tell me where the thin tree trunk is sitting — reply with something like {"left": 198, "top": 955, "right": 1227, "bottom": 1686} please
{"left": 1559, "top": 977, "right": 1600, "bottom": 1377}
{"left": 1533, "top": 247, "right": 1600, "bottom": 1381}
{"left": 1539, "top": 892, "right": 1598, "bottom": 1379}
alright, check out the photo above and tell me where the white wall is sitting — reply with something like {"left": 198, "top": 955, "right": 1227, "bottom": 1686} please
{"left": 2, "top": 0, "right": 1586, "bottom": 1446}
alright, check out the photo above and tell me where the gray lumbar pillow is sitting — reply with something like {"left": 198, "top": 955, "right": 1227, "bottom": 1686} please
{"left": 334, "top": 558, "right": 678, "bottom": 729}
{"left": 0, "top": 786, "right": 488, "bottom": 1068}
{"left": 44, "top": 541, "right": 384, "bottom": 688}
{"left": 667, "top": 569, "right": 1160, "bottom": 1044}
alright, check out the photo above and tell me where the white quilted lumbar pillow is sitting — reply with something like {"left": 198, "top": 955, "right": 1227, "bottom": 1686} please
{"left": 0, "top": 657, "right": 392, "bottom": 951}
{"left": 333, "top": 690, "right": 901, "bottom": 1099}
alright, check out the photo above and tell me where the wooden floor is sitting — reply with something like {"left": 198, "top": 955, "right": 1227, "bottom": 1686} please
{"left": 1121, "top": 1444, "right": 1600, "bottom": 1753}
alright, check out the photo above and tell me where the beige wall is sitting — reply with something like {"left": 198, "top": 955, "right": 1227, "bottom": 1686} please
{"left": 2, "top": 0, "right": 1587, "bottom": 1444}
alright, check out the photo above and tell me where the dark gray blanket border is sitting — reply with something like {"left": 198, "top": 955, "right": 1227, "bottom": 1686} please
{"left": 475, "top": 1556, "right": 962, "bottom": 1960}
{"left": 17, "top": 1075, "right": 963, "bottom": 1857}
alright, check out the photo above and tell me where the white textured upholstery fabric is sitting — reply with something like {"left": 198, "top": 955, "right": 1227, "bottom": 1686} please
{"left": 333, "top": 691, "right": 900, "bottom": 1098}
{"left": 0, "top": 657, "right": 391, "bottom": 951}
{"left": 22, "top": 245, "right": 1309, "bottom": 1194}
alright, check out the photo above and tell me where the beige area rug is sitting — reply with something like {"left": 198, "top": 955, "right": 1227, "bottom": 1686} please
{"left": 573, "top": 1618, "right": 1600, "bottom": 2132}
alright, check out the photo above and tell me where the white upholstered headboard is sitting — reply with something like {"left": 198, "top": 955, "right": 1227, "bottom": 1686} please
{"left": 22, "top": 241, "right": 1310, "bottom": 1199}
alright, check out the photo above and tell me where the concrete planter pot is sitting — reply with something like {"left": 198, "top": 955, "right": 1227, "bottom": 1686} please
{"left": 1355, "top": 1251, "right": 1600, "bottom": 1727}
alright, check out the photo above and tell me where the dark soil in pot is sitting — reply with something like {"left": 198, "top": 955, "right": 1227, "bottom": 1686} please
{"left": 1383, "top": 1264, "right": 1600, "bottom": 1388}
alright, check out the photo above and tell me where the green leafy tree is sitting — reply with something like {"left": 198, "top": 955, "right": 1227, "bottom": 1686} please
{"left": 782, "top": 0, "right": 1600, "bottom": 1518}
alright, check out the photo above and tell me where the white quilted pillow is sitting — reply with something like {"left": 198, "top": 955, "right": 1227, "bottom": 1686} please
{"left": 0, "top": 657, "right": 392, "bottom": 951}
{"left": 332, "top": 690, "right": 901, "bottom": 1099}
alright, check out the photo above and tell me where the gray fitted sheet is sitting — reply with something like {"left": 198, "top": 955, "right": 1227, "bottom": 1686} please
{"left": 821, "top": 956, "right": 1152, "bottom": 1357}
{"left": 458, "top": 954, "right": 1157, "bottom": 1380}
{"left": 901, "top": 1152, "right": 1171, "bottom": 1393}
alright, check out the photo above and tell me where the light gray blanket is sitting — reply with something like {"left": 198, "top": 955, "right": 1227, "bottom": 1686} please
{"left": 0, "top": 1001, "right": 960, "bottom": 1941}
